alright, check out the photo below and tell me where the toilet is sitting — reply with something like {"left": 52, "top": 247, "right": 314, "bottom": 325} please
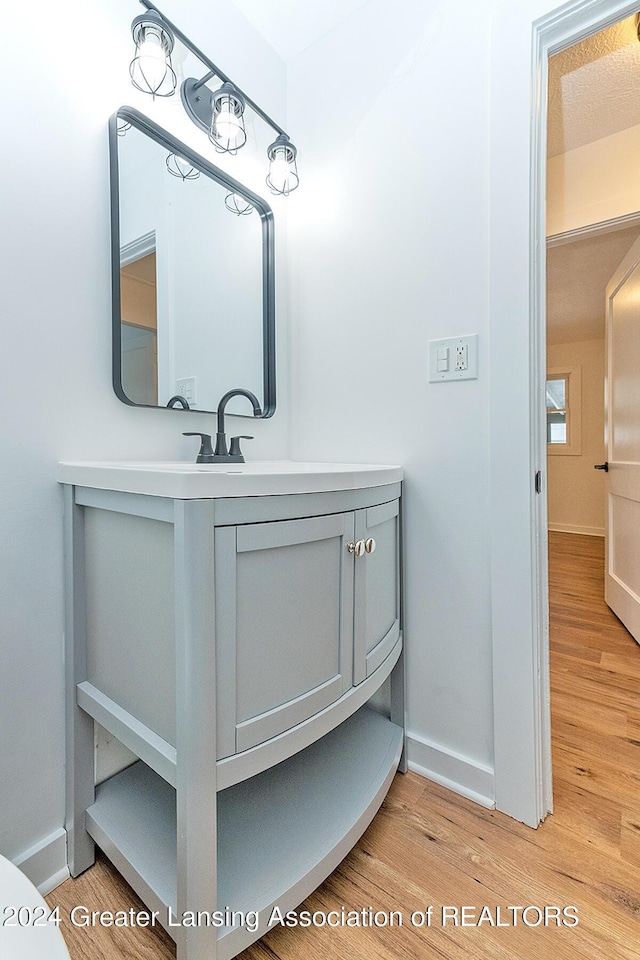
{"left": 0, "top": 855, "right": 70, "bottom": 959}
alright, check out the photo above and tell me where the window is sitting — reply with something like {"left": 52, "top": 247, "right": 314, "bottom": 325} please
{"left": 546, "top": 377, "right": 567, "bottom": 443}
{"left": 546, "top": 365, "right": 581, "bottom": 456}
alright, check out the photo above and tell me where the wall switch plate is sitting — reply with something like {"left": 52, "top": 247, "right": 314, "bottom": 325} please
{"left": 429, "top": 335, "right": 478, "bottom": 382}
{"left": 176, "top": 377, "right": 197, "bottom": 404}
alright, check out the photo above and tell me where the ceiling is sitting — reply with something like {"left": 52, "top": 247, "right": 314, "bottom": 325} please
{"left": 547, "top": 224, "right": 640, "bottom": 343}
{"left": 232, "top": 0, "right": 371, "bottom": 60}
{"left": 548, "top": 15, "right": 640, "bottom": 157}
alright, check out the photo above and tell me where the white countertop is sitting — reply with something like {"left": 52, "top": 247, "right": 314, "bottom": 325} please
{"left": 56, "top": 460, "right": 403, "bottom": 499}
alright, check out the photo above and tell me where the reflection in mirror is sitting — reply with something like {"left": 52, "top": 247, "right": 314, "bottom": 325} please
{"left": 110, "top": 108, "right": 275, "bottom": 417}
{"left": 121, "top": 236, "right": 157, "bottom": 405}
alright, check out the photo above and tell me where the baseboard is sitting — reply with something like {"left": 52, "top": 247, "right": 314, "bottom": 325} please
{"left": 407, "top": 732, "right": 495, "bottom": 809}
{"left": 13, "top": 828, "right": 69, "bottom": 896}
{"left": 548, "top": 523, "right": 604, "bottom": 537}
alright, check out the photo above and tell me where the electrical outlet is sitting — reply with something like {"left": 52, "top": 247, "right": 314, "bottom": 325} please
{"left": 428, "top": 335, "right": 478, "bottom": 382}
{"left": 176, "top": 377, "right": 196, "bottom": 404}
{"left": 455, "top": 344, "right": 468, "bottom": 371}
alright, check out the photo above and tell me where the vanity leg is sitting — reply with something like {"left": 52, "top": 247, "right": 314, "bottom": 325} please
{"left": 390, "top": 649, "right": 407, "bottom": 774}
{"left": 391, "top": 496, "right": 407, "bottom": 774}
{"left": 174, "top": 500, "right": 218, "bottom": 960}
{"left": 63, "top": 485, "right": 96, "bottom": 875}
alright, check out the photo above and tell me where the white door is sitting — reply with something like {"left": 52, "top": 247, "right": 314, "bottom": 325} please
{"left": 604, "top": 235, "right": 640, "bottom": 642}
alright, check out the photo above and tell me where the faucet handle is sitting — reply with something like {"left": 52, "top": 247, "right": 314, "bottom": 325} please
{"left": 182, "top": 432, "right": 215, "bottom": 463}
{"left": 229, "top": 435, "right": 253, "bottom": 462}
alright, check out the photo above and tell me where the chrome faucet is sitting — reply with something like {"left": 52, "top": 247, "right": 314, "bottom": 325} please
{"left": 183, "top": 388, "right": 262, "bottom": 464}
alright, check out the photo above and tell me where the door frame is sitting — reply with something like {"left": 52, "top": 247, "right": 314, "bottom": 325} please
{"left": 499, "top": 0, "right": 640, "bottom": 826}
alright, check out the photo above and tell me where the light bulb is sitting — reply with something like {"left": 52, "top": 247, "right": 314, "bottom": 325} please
{"left": 270, "top": 154, "right": 290, "bottom": 189}
{"left": 134, "top": 35, "right": 167, "bottom": 92}
{"left": 267, "top": 152, "right": 298, "bottom": 195}
{"left": 214, "top": 104, "right": 242, "bottom": 147}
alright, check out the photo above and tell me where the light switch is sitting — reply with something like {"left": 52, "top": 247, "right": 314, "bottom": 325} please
{"left": 436, "top": 348, "right": 449, "bottom": 372}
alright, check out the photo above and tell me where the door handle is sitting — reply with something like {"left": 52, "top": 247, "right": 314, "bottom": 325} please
{"left": 594, "top": 462, "right": 609, "bottom": 472}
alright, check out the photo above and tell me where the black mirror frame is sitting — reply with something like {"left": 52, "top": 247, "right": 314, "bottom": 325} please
{"left": 109, "top": 106, "right": 276, "bottom": 418}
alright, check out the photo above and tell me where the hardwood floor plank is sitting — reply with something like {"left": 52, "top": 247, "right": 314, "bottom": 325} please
{"left": 552, "top": 716, "right": 640, "bottom": 772}
{"left": 551, "top": 696, "right": 627, "bottom": 738}
{"left": 601, "top": 649, "right": 640, "bottom": 678}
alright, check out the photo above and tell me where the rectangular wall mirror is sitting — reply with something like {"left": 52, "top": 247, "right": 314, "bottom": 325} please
{"left": 109, "top": 107, "right": 275, "bottom": 417}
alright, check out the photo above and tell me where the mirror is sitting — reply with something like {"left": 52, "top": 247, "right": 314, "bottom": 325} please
{"left": 109, "top": 107, "right": 275, "bottom": 417}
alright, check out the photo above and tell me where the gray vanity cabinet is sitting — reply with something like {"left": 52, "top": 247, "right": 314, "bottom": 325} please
{"left": 215, "top": 500, "right": 400, "bottom": 754}
{"left": 60, "top": 465, "right": 405, "bottom": 960}
{"left": 215, "top": 512, "right": 356, "bottom": 755}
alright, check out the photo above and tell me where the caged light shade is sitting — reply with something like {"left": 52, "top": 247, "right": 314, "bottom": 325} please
{"left": 210, "top": 82, "right": 247, "bottom": 154}
{"left": 266, "top": 134, "right": 299, "bottom": 196}
{"left": 129, "top": 10, "right": 177, "bottom": 98}
{"left": 166, "top": 154, "right": 200, "bottom": 180}
{"left": 224, "top": 192, "right": 253, "bottom": 216}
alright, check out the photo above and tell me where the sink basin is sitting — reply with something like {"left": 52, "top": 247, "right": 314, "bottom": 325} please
{"left": 56, "top": 460, "right": 403, "bottom": 499}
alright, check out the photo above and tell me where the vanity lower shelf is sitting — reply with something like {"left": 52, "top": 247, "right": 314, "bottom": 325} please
{"left": 85, "top": 707, "right": 403, "bottom": 960}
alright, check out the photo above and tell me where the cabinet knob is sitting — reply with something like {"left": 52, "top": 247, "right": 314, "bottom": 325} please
{"left": 365, "top": 538, "right": 376, "bottom": 554}
{"left": 347, "top": 540, "right": 366, "bottom": 557}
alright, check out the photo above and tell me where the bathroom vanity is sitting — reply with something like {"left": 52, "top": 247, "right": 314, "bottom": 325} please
{"left": 59, "top": 460, "right": 404, "bottom": 960}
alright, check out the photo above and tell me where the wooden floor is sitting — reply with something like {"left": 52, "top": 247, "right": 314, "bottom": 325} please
{"left": 48, "top": 531, "right": 640, "bottom": 958}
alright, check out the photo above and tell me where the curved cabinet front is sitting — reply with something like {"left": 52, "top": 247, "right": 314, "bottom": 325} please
{"left": 215, "top": 512, "right": 356, "bottom": 756}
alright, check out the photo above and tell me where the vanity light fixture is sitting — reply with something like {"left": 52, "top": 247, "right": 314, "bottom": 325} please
{"left": 224, "top": 192, "right": 253, "bottom": 215}
{"left": 166, "top": 153, "right": 200, "bottom": 180}
{"left": 266, "top": 134, "right": 299, "bottom": 197}
{"left": 129, "top": 9, "right": 177, "bottom": 98}
{"left": 128, "top": 0, "right": 299, "bottom": 194}
{"left": 210, "top": 82, "right": 247, "bottom": 154}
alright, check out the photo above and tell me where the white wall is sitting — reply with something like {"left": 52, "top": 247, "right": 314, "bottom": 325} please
{"left": 287, "top": 0, "right": 631, "bottom": 823}
{"left": 547, "top": 339, "right": 606, "bottom": 536}
{"left": 0, "top": 0, "right": 289, "bottom": 885}
{"left": 287, "top": 0, "right": 495, "bottom": 802}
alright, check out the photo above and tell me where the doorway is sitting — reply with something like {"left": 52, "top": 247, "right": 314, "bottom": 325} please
{"left": 546, "top": 225, "right": 640, "bottom": 539}
{"left": 527, "top": 0, "right": 640, "bottom": 824}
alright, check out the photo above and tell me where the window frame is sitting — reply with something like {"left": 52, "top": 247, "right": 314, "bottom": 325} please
{"left": 546, "top": 364, "right": 582, "bottom": 456}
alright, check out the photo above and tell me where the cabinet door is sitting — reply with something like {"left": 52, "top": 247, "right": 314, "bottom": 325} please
{"left": 353, "top": 499, "right": 401, "bottom": 685}
{"left": 215, "top": 512, "right": 355, "bottom": 756}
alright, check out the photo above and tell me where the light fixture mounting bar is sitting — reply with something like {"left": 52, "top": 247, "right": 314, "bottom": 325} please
{"left": 138, "top": 0, "right": 288, "bottom": 139}
{"left": 193, "top": 70, "right": 215, "bottom": 91}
